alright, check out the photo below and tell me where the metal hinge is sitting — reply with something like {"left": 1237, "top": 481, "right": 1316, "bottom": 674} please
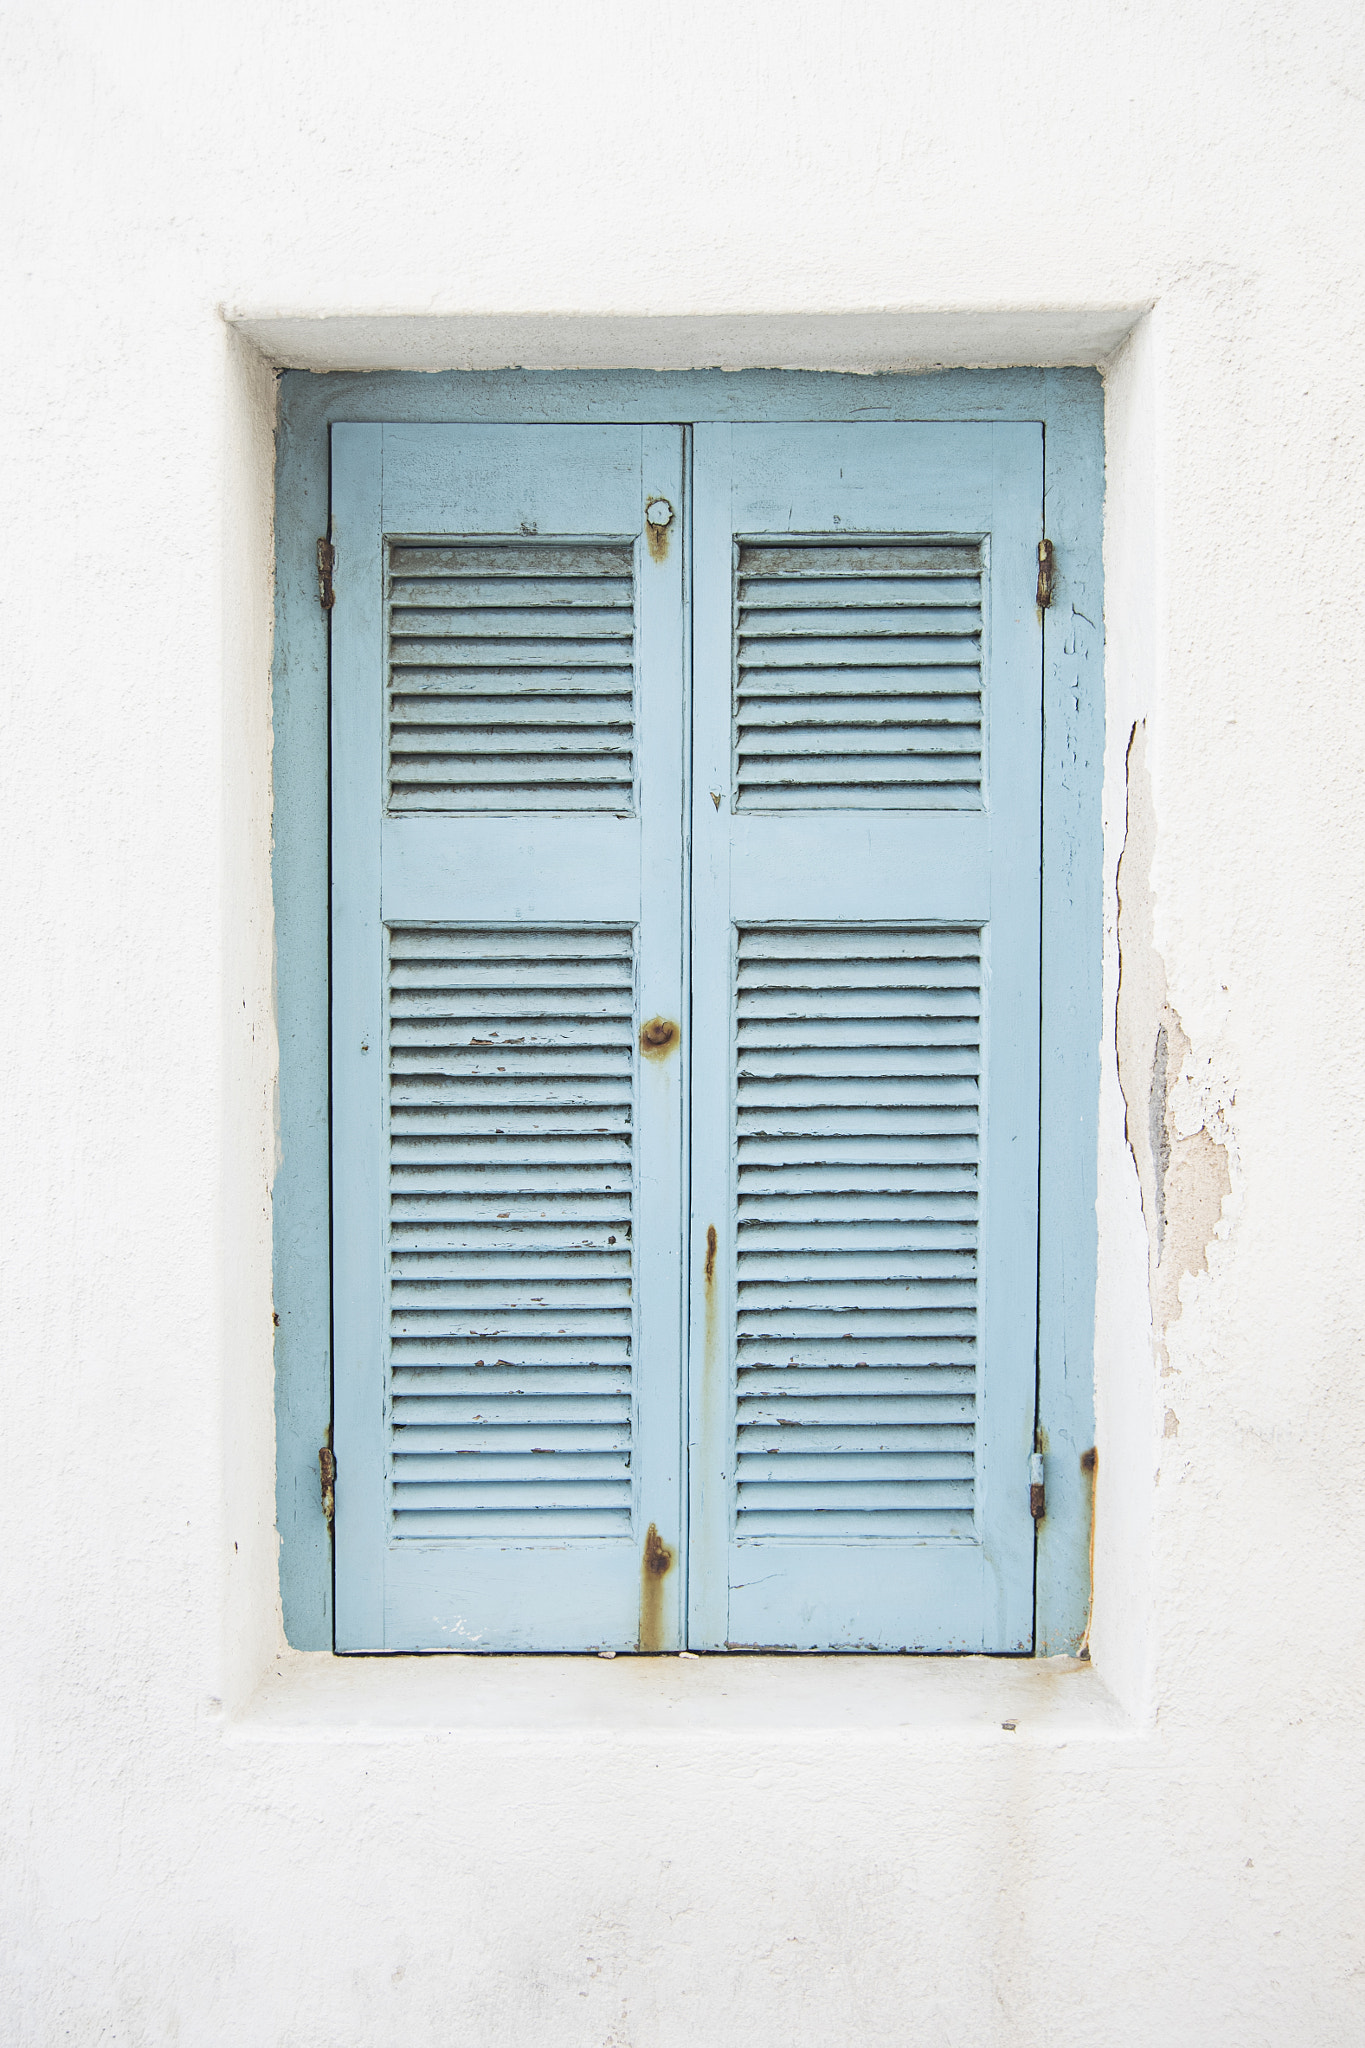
{"left": 1036, "top": 538, "right": 1055, "bottom": 610}
{"left": 1029, "top": 1449, "right": 1046, "bottom": 1521}
{"left": 319, "top": 1442, "right": 336, "bottom": 1529}
{"left": 317, "top": 537, "right": 336, "bottom": 611}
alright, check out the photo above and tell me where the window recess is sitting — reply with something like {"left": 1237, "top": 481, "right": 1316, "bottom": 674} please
{"left": 272, "top": 373, "right": 1102, "bottom": 1659}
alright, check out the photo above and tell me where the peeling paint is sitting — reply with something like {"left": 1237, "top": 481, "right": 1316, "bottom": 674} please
{"left": 1115, "top": 722, "right": 1233, "bottom": 1346}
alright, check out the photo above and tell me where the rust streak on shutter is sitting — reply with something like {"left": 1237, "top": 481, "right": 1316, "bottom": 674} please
{"left": 638, "top": 1522, "right": 675, "bottom": 1652}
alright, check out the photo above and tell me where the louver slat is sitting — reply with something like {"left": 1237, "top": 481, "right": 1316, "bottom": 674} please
{"left": 734, "top": 926, "right": 980, "bottom": 1537}
{"left": 387, "top": 926, "right": 635, "bottom": 1537}
{"left": 388, "top": 541, "right": 636, "bottom": 812}
{"left": 734, "top": 541, "right": 984, "bottom": 809}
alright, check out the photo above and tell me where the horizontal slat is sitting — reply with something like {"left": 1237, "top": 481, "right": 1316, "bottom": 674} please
{"left": 390, "top": 727, "right": 633, "bottom": 757}
{"left": 391, "top": 1225, "right": 632, "bottom": 1253}
{"left": 737, "top": 1425, "right": 975, "bottom": 1451}
{"left": 391, "top": 1338, "right": 633, "bottom": 1365}
{"left": 738, "top": 697, "right": 980, "bottom": 727}
{"left": 736, "top": 727, "right": 981, "bottom": 757}
{"left": 734, "top": 1510, "right": 974, "bottom": 1538}
{"left": 739, "top": 576, "right": 978, "bottom": 609}
{"left": 736, "top": 1454, "right": 976, "bottom": 1482}
{"left": 393, "top": 1276, "right": 633, "bottom": 1307}
{"left": 391, "top": 542, "right": 634, "bottom": 576}
{"left": 393, "top": 1423, "right": 632, "bottom": 1453}
{"left": 391, "top": 670, "right": 633, "bottom": 697}
{"left": 392, "top": 1199, "right": 632, "bottom": 1226}
{"left": 392, "top": 1364, "right": 632, "bottom": 1393}
{"left": 734, "top": 787, "right": 981, "bottom": 810}
{"left": 740, "top": 635, "right": 979, "bottom": 671}
{"left": 737, "top": 1085, "right": 978, "bottom": 1111}
{"left": 393, "top": 927, "right": 631, "bottom": 961}
{"left": 737, "top": 1194, "right": 978, "bottom": 1223}
{"left": 394, "top": 1453, "right": 631, "bottom": 1485}
{"left": 388, "top": 538, "right": 637, "bottom": 813}
{"left": 391, "top": 696, "right": 634, "bottom": 728}
{"left": 391, "top": 754, "right": 633, "bottom": 785}
{"left": 737, "top": 667, "right": 981, "bottom": 698}
{"left": 391, "top": 605, "right": 633, "bottom": 640}
{"left": 740, "top": 618, "right": 979, "bottom": 649}
{"left": 740, "top": 543, "right": 982, "bottom": 579}
{"left": 735, "top": 540, "right": 985, "bottom": 810}
{"left": 393, "top": 1257, "right": 631, "bottom": 1283}
{"left": 392, "top": 1509, "right": 632, "bottom": 1537}
{"left": 736, "top": 1480, "right": 974, "bottom": 1510}
{"left": 393, "top": 1482, "right": 631, "bottom": 1510}
{"left": 390, "top": 576, "right": 633, "bottom": 609}
{"left": 737, "top": 1279, "right": 975, "bottom": 1310}
{"left": 394, "top": 952, "right": 631, "bottom": 982}
{"left": 735, "top": 1341, "right": 977, "bottom": 1367}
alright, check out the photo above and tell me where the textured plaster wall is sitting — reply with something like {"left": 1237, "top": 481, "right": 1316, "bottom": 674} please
{"left": 3, "top": 4, "right": 1364, "bottom": 2044}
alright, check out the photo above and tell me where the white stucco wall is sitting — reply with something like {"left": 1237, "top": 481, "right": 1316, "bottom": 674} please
{"left": 3, "top": 4, "right": 1364, "bottom": 2042}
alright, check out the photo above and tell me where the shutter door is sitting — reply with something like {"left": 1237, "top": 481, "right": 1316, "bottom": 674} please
{"left": 688, "top": 424, "right": 1042, "bottom": 1651}
{"left": 331, "top": 424, "right": 686, "bottom": 1652}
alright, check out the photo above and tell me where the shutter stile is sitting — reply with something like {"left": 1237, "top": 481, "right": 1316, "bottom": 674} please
{"left": 387, "top": 925, "right": 636, "bottom": 1537}
{"left": 734, "top": 540, "right": 984, "bottom": 809}
{"left": 734, "top": 926, "right": 980, "bottom": 1538}
{"left": 387, "top": 540, "right": 636, "bottom": 812}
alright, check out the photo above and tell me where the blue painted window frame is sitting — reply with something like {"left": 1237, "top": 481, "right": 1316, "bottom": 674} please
{"left": 271, "top": 368, "right": 1104, "bottom": 1654}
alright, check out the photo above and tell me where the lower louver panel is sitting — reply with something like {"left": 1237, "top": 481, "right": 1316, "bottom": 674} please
{"left": 386, "top": 924, "right": 636, "bottom": 1538}
{"left": 733, "top": 924, "right": 981, "bottom": 1538}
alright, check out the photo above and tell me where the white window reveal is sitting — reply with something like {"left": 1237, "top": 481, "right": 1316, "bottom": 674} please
{"left": 328, "top": 417, "right": 1044, "bottom": 1653}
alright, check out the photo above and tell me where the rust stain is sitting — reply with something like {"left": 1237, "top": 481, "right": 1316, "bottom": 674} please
{"left": 696, "top": 1222, "right": 721, "bottom": 1626}
{"left": 640, "top": 1017, "right": 680, "bottom": 1060}
{"left": 318, "top": 1440, "right": 336, "bottom": 1531}
{"left": 645, "top": 496, "right": 674, "bottom": 563}
{"left": 1036, "top": 536, "right": 1055, "bottom": 610}
{"left": 1078, "top": 1446, "right": 1098, "bottom": 1659}
{"left": 638, "top": 1522, "right": 675, "bottom": 1652}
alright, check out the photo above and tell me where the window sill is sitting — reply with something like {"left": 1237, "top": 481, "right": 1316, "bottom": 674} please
{"left": 224, "top": 1649, "right": 1132, "bottom": 1746}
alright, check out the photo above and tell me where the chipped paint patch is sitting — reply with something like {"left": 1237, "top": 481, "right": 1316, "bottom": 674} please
{"left": 1115, "top": 722, "right": 1234, "bottom": 1348}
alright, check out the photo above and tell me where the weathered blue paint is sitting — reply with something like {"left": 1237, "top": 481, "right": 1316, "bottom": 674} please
{"left": 271, "top": 368, "right": 1102, "bottom": 1654}
{"left": 329, "top": 424, "right": 686, "bottom": 1652}
{"left": 688, "top": 423, "right": 1043, "bottom": 1651}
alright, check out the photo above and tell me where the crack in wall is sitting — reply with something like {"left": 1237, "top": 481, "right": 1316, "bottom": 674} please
{"left": 1116, "top": 722, "right": 1233, "bottom": 1355}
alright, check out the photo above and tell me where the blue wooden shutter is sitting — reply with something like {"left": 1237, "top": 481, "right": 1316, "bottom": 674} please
{"left": 331, "top": 424, "right": 686, "bottom": 1652}
{"left": 688, "top": 424, "right": 1043, "bottom": 1651}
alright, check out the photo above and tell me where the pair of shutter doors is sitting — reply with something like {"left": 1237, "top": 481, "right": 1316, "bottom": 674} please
{"left": 331, "top": 420, "right": 1042, "bottom": 1653}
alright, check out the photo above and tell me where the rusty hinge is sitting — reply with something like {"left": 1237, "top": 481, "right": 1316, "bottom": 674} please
{"left": 1029, "top": 1449, "right": 1046, "bottom": 1521}
{"left": 318, "top": 1442, "right": 336, "bottom": 1528}
{"left": 317, "top": 537, "right": 336, "bottom": 611}
{"left": 1036, "top": 538, "right": 1055, "bottom": 610}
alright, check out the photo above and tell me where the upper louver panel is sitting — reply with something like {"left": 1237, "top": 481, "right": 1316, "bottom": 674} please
{"left": 387, "top": 539, "right": 637, "bottom": 812}
{"left": 734, "top": 539, "right": 985, "bottom": 810}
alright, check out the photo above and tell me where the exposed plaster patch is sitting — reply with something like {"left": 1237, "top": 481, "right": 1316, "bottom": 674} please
{"left": 1115, "top": 722, "right": 1234, "bottom": 1352}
